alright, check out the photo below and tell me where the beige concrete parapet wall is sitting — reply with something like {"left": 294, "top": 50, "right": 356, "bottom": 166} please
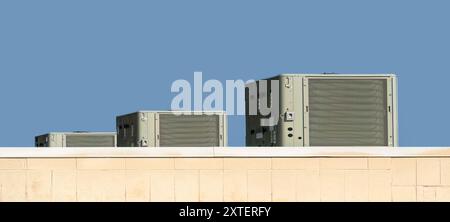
{"left": 1, "top": 147, "right": 450, "bottom": 202}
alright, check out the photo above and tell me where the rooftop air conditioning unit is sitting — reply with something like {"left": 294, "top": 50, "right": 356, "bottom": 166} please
{"left": 35, "top": 132, "right": 117, "bottom": 147}
{"left": 116, "top": 111, "right": 227, "bottom": 147}
{"left": 245, "top": 74, "right": 398, "bottom": 147}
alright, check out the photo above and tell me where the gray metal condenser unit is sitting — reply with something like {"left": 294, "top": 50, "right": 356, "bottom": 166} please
{"left": 116, "top": 111, "right": 227, "bottom": 147}
{"left": 35, "top": 132, "right": 117, "bottom": 147}
{"left": 245, "top": 74, "right": 398, "bottom": 147}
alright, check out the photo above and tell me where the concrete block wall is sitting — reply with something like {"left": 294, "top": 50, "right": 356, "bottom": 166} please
{"left": 1, "top": 148, "right": 450, "bottom": 202}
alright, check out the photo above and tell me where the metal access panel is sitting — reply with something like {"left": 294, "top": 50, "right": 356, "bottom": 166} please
{"left": 116, "top": 111, "right": 227, "bottom": 147}
{"left": 245, "top": 74, "right": 398, "bottom": 147}
{"left": 35, "top": 132, "right": 117, "bottom": 147}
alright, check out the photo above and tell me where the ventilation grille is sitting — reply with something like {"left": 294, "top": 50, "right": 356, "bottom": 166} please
{"left": 159, "top": 114, "right": 220, "bottom": 147}
{"left": 308, "top": 79, "right": 388, "bottom": 146}
{"left": 66, "top": 135, "right": 116, "bottom": 147}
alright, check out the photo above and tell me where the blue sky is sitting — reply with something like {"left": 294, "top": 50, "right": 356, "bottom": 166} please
{"left": 0, "top": 0, "right": 449, "bottom": 146}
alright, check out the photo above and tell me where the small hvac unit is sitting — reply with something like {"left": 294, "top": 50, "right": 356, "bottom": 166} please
{"left": 35, "top": 132, "right": 117, "bottom": 147}
{"left": 116, "top": 111, "right": 227, "bottom": 147}
{"left": 245, "top": 74, "right": 398, "bottom": 147}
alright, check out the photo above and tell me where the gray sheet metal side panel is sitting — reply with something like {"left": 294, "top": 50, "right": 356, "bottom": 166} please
{"left": 220, "top": 113, "right": 228, "bottom": 146}
{"left": 49, "top": 133, "right": 64, "bottom": 147}
{"left": 293, "top": 76, "right": 304, "bottom": 146}
{"left": 392, "top": 76, "right": 399, "bottom": 146}
{"left": 141, "top": 112, "right": 156, "bottom": 147}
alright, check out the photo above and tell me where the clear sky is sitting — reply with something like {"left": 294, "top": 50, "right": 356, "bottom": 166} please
{"left": 0, "top": 0, "right": 449, "bottom": 147}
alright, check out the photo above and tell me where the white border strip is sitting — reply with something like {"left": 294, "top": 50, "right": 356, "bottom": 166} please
{"left": 1, "top": 147, "right": 450, "bottom": 158}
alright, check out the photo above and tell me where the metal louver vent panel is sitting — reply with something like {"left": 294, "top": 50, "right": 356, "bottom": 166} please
{"left": 66, "top": 135, "right": 115, "bottom": 147}
{"left": 159, "top": 114, "right": 220, "bottom": 147}
{"left": 308, "top": 79, "right": 388, "bottom": 146}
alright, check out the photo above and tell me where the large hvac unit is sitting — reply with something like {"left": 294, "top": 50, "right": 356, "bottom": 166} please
{"left": 245, "top": 74, "right": 398, "bottom": 147}
{"left": 35, "top": 132, "right": 117, "bottom": 147}
{"left": 116, "top": 111, "right": 227, "bottom": 147}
